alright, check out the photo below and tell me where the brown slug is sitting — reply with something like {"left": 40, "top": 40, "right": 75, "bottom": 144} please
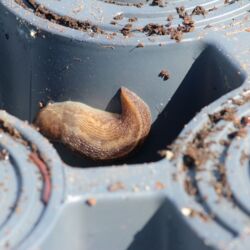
{"left": 35, "top": 87, "right": 152, "bottom": 161}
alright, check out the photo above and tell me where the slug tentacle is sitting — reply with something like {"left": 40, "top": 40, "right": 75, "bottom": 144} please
{"left": 35, "top": 87, "right": 152, "bottom": 161}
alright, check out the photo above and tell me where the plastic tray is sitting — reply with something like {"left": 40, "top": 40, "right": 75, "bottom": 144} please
{"left": 0, "top": 0, "right": 250, "bottom": 249}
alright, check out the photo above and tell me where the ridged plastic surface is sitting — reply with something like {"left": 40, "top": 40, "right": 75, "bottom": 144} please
{"left": 0, "top": 0, "right": 250, "bottom": 249}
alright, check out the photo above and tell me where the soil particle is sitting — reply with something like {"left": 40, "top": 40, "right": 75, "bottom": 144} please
{"left": 86, "top": 198, "right": 97, "bottom": 206}
{"left": 224, "top": 0, "right": 239, "bottom": 5}
{"left": 227, "top": 128, "right": 247, "bottom": 140}
{"left": 240, "top": 116, "right": 250, "bottom": 126}
{"left": 240, "top": 150, "right": 249, "bottom": 165}
{"left": 183, "top": 154, "right": 195, "bottom": 168}
{"left": 105, "top": 0, "right": 143, "bottom": 8}
{"left": 0, "top": 120, "right": 24, "bottom": 142}
{"left": 231, "top": 98, "right": 245, "bottom": 106}
{"left": 181, "top": 207, "right": 210, "bottom": 222}
{"left": 155, "top": 181, "right": 166, "bottom": 190}
{"left": 176, "top": 6, "right": 187, "bottom": 19}
{"left": 158, "top": 149, "right": 174, "bottom": 160}
{"left": 158, "top": 70, "right": 170, "bottom": 80}
{"left": 182, "top": 128, "right": 214, "bottom": 170}
{"left": 208, "top": 108, "right": 236, "bottom": 124}
{"left": 136, "top": 42, "right": 144, "bottom": 48}
{"left": 184, "top": 178, "right": 197, "bottom": 196}
{"left": 113, "top": 14, "right": 124, "bottom": 21}
{"left": 167, "top": 15, "right": 173, "bottom": 22}
{"left": 128, "top": 17, "right": 138, "bottom": 23}
{"left": 178, "top": 19, "right": 195, "bottom": 33}
{"left": 183, "top": 15, "right": 194, "bottom": 26}
{"left": 120, "top": 24, "right": 133, "bottom": 36}
{"left": 0, "top": 149, "right": 9, "bottom": 161}
{"left": 204, "top": 24, "right": 213, "bottom": 29}
{"left": 151, "top": 0, "right": 165, "bottom": 7}
{"left": 15, "top": 0, "right": 105, "bottom": 35}
{"left": 169, "top": 28, "right": 183, "bottom": 42}
{"left": 208, "top": 6, "right": 218, "bottom": 12}
{"left": 15, "top": 0, "right": 199, "bottom": 41}
{"left": 107, "top": 181, "right": 125, "bottom": 192}
{"left": 143, "top": 23, "right": 168, "bottom": 36}
{"left": 213, "top": 164, "right": 232, "bottom": 200}
{"left": 219, "top": 139, "right": 230, "bottom": 147}
{"left": 192, "top": 6, "right": 206, "bottom": 16}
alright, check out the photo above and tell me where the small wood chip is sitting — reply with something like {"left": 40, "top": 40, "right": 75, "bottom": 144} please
{"left": 155, "top": 181, "right": 166, "bottom": 190}
{"left": 128, "top": 17, "right": 138, "bottom": 22}
{"left": 86, "top": 198, "right": 97, "bottom": 206}
{"left": 113, "top": 14, "right": 123, "bottom": 20}
{"left": 108, "top": 181, "right": 125, "bottom": 192}
{"left": 136, "top": 42, "right": 144, "bottom": 48}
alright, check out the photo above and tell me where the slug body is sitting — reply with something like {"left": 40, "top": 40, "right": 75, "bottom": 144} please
{"left": 35, "top": 87, "right": 152, "bottom": 161}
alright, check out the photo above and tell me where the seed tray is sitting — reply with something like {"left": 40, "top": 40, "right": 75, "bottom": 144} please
{"left": 0, "top": 0, "right": 250, "bottom": 249}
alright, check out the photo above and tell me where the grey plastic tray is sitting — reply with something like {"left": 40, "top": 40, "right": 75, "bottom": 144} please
{"left": 0, "top": 0, "right": 250, "bottom": 249}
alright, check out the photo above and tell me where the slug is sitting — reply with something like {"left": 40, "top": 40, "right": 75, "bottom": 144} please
{"left": 35, "top": 87, "right": 152, "bottom": 161}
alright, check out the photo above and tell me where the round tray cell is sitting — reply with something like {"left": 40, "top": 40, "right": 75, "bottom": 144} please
{"left": 169, "top": 89, "right": 250, "bottom": 245}
{"left": 0, "top": 111, "right": 64, "bottom": 249}
{"left": 3, "top": 0, "right": 250, "bottom": 43}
